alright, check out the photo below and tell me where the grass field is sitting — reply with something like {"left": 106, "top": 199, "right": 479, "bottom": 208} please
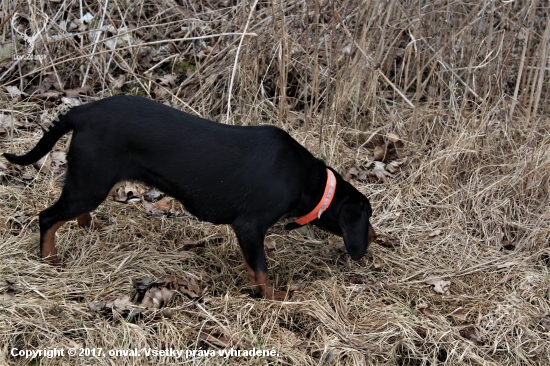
{"left": 1, "top": 0, "right": 549, "bottom": 365}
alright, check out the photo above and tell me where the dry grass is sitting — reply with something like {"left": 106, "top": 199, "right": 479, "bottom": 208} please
{"left": 1, "top": 0, "right": 549, "bottom": 365}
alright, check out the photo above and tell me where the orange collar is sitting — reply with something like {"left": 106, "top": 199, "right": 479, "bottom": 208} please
{"left": 294, "top": 169, "right": 337, "bottom": 225}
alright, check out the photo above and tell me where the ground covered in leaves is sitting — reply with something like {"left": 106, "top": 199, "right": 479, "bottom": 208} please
{"left": 1, "top": 0, "right": 549, "bottom": 365}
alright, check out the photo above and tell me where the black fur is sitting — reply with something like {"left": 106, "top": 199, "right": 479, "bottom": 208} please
{"left": 3, "top": 95, "right": 375, "bottom": 298}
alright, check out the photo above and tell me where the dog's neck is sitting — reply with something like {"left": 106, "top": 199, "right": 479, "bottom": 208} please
{"left": 294, "top": 168, "right": 336, "bottom": 225}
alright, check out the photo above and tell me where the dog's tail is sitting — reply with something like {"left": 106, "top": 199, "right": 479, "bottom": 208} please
{"left": 3, "top": 112, "right": 75, "bottom": 166}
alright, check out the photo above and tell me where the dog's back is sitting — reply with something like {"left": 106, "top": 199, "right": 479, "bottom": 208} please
{"left": 64, "top": 95, "right": 317, "bottom": 223}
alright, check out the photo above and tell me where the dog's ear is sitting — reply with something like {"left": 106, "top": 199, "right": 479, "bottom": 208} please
{"left": 338, "top": 203, "right": 370, "bottom": 260}
{"left": 285, "top": 222, "right": 303, "bottom": 231}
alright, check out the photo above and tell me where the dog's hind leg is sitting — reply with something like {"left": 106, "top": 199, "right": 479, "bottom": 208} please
{"left": 38, "top": 171, "right": 114, "bottom": 265}
{"left": 76, "top": 212, "right": 102, "bottom": 229}
{"left": 232, "top": 221, "right": 287, "bottom": 300}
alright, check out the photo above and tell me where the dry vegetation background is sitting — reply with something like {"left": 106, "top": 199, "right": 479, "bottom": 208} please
{"left": 1, "top": 0, "right": 549, "bottom": 365}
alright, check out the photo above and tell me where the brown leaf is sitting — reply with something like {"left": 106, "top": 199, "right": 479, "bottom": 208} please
{"left": 64, "top": 87, "right": 89, "bottom": 97}
{"left": 289, "top": 279, "right": 305, "bottom": 292}
{"left": 386, "top": 160, "right": 403, "bottom": 174}
{"left": 344, "top": 166, "right": 359, "bottom": 181}
{"left": 108, "top": 74, "right": 125, "bottom": 92}
{"left": 158, "top": 74, "right": 177, "bottom": 86}
{"left": 162, "top": 308, "right": 174, "bottom": 318}
{"left": 373, "top": 144, "right": 389, "bottom": 162}
{"left": 365, "top": 281, "right": 384, "bottom": 291}
{"left": 61, "top": 97, "right": 82, "bottom": 106}
{"left": 199, "top": 329, "right": 231, "bottom": 348}
{"left": 264, "top": 237, "right": 280, "bottom": 251}
{"left": 375, "top": 236, "right": 399, "bottom": 248}
{"left": 368, "top": 161, "right": 393, "bottom": 183}
{"left": 144, "top": 189, "right": 162, "bottom": 202}
{"left": 31, "top": 91, "right": 61, "bottom": 100}
{"left": 33, "top": 155, "right": 51, "bottom": 174}
{"left": 144, "top": 197, "right": 172, "bottom": 216}
{"left": 448, "top": 307, "right": 468, "bottom": 322}
{"left": 50, "top": 151, "right": 67, "bottom": 172}
{"left": 425, "top": 278, "right": 451, "bottom": 296}
{"left": 0, "top": 114, "right": 24, "bottom": 132}
{"left": 1, "top": 291, "right": 15, "bottom": 301}
{"left": 112, "top": 295, "right": 133, "bottom": 313}
{"left": 4, "top": 85, "right": 26, "bottom": 99}
{"left": 349, "top": 274, "right": 367, "bottom": 284}
{"left": 388, "top": 131, "right": 404, "bottom": 149}
{"left": 133, "top": 278, "right": 154, "bottom": 291}
{"left": 418, "top": 305, "right": 436, "bottom": 319}
{"left": 87, "top": 301, "right": 106, "bottom": 312}
{"left": 459, "top": 326, "right": 483, "bottom": 344}
{"left": 114, "top": 182, "right": 146, "bottom": 202}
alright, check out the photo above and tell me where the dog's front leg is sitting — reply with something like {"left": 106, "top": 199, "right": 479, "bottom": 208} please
{"left": 232, "top": 223, "right": 287, "bottom": 300}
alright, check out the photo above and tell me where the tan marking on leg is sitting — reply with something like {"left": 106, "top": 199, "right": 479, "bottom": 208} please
{"left": 242, "top": 259, "right": 286, "bottom": 300}
{"left": 41, "top": 221, "right": 67, "bottom": 266}
{"left": 368, "top": 225, "right": 376, "bottom": 246}
{"left": 76, "top": 212, "right": 102, "bottom": 229}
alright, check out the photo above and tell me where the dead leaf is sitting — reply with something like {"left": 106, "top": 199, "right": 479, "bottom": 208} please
{"left": 109, "top": 74, "right": 125, "bottom": 93}
{"left": 345, "top": 166, "right": 360, "bottom": 181}
{"left": 31, "top": 91, "right": 61, "bottom": 100}
{"left": 153, "top": 86, "right": 169, "bottom": 99}
{"left": 133, "top": 278, "right": 154, "bottom": 292}
{"left": 388, "top": 131, "right": 404, "bottom": 149}
{"left": 375, "top": 235, "right": 399, "bottom": 248}
{"left": 50, "top": 151, "right": 67, "bottom": 172}
{"left": 162, "top": 308, "right": 174, "bottom": 318}
{"left": 112, "top": 295, "right": 133, "bottom": 313}
{"left": 386, "top": 160, "right": 403, "bottom": 174}
{"left": 64, "top": 87, "right": 89, "bottom": 97}
{"left": 61, "top": 97, "right": 82, "bottom": 107}
{"left": 448, "top": 307, "right": 468, "bottom": 322}
{"left": 264, "top": 237, "right": 280, "bottom": 251}
{"left": 199, "top": 329, "right": 232, "bottom": 348}
{"left": 33, "top": 155, "right": 51, "bottom": 174}
{"left": 373, "top": 144, "right": 389, "bottom": 162}
{"left": 459, "top": 326, "right": 483, "bottom": 344}
{"left": 144, "top": 189, "right": 162, "bottom": 202}
{"left": 425, "top": 278, "right": 451, "bottom": 296}
{"left": 144, "top": 196, "right": 172, "bottom": 216}
{"left": 0, "top": 114, "right": 24, "bottom": 132}
{"left": 289, "top": 279, "right": 305, "bottom": 292}
{"left": 349, "top": 274, "right": 367, "bottom": 284}
{"left": 87, "top": 301, "right": 106, "bottom": 312}
{"left": 418, "top": 305, "right": 436, "bottom": 319}
{"left": 158, "top": 74, "right": 177, "bottom": 86}
{"left": 113, "top": 182, "right": 146, "bottom": 202}
{"left": 368, "top": 161, "right": 394, "bottom": 183}
{"left": 4, "top": 85, "right": 26, "bottom": 99}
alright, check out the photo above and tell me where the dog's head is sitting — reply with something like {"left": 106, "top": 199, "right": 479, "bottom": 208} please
{"left": 312, "top": 172, "right": 375, "bottom": 260}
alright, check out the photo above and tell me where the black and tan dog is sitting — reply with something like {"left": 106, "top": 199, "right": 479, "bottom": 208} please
{"left": 4, "top": 95, "right": 375, "bottom": 300}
